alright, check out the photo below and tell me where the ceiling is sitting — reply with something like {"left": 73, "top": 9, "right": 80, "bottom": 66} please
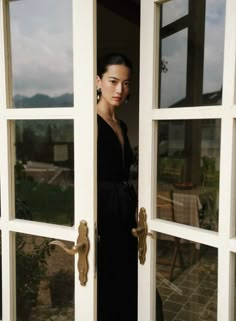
{"left": 98, "top": 0, "right": 140, "bottom": 25}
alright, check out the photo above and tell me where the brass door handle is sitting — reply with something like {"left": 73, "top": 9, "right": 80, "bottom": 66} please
{"left": 50, "top": 220, "right": 89, "bottom": 286}
{"left": 132, "top": 207, "right": 154, "bottom": 265}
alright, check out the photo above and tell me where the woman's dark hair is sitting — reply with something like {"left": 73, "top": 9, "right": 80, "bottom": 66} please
{"left": 97, "top": 53, "right": 133, "bottom": 78}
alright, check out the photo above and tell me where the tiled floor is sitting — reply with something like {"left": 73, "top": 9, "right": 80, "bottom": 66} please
{"left": 157, "top": 245, "right": 217, "bottom": 321}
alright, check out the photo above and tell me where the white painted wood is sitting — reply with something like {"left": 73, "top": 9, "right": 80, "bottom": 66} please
{"left": 209, "top": 106, "right": 234, "bottom": 321}
{"left": 4, "top": 108, "right": 75, "bottom": 119}
{"left": 0, "top": 0, "right": 11, "bottom": 110}
{"left": 138, "top": 0, "right": 157, "bottom": 320}
{"left": 0, "top": 0, "right": 236, "bottom": 321}
{"left": 0, "top": 2, "right": 15, "bottom": 320}
{"left": 0, "top": 0, "right": 97, "bottom": 320}
{"left": 152, "top": 106, "right": 223, "bottom": 120}
{"left": 0, "top": 119, "right": 15, "bottom": 321}
{"left": 229, "top": 238, "right": 236, "bottom": 252}
{"left": 6, "top": 220, "right": 77, "bottom": 241}
{"left": 0, "top": 0, "right": 6, "bottom": 110}
{"left": 222, "top": 0, "right": 236, "bottom": 106}
{"left": 73, "top": 0, "right": 97, "bottom": 319}
{"left": 217, "top": 0, "right": 236, "bottom": 319}
{"left": 218, "top": 247, "right": 234, "bottom": 321}
{"left": 150, "top": 219, "right": 219, "bottom": 248}
{"left": 139, "top": 0, "right": 236, "bottom": 320}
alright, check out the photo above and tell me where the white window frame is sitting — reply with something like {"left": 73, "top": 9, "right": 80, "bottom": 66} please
{"left": 0, "top": 0, "right": 97, "bottom": 320}
{"left": 138, "top": 0, "right": 236, "bottom": 320}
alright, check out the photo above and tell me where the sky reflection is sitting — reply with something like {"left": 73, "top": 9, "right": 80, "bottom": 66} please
{"left": 9, "top": 0, "right": 225, "bottom": 109}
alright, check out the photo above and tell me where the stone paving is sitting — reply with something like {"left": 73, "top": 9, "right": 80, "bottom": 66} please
{"left": 157, "top": 246, "right": 218, "bottom": 321}
{"left": 27, "top": 243, "right": 218, "bottom": 321}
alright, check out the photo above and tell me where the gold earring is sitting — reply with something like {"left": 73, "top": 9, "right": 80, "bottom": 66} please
{"left": 97, "top": 88, "right": 101, "bottom": 102}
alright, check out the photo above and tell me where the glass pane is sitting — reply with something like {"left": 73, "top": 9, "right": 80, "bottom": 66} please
{"left": 10, "top": 0, "right": 73, "bottom": 108}
{"left": 162, "top": 0, "right": 188, "bottom": 27}
{"left": 157, "top": 234, "right": 217, "bottom": 321}
{"left": 15, "top": 233, "right": 74, "bottom": 321}
{"left": 159, "top": 0, "right": 226, "bottom": 108}
{"left": 203, "top": 1, "right": 225, "bottom": 98}
{"left": 160, "top": 29, "right": 188, "bottom": 108}
{"left": 14, "top": 120, "right": 74, "bottom": 225}
{"left": 157, "top": 120, "right": 220, "bottom": 232}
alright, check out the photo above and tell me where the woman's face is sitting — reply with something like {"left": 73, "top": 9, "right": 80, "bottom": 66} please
{"left": 97, "top": 64, "right": 131, "bottom": 107}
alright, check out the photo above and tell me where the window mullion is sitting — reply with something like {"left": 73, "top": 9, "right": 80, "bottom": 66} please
{"left": 222, "top": 0, "right": 236, "bottom": 106}
{"left": 218, "top": 0, "right": 236, "bottom": 319}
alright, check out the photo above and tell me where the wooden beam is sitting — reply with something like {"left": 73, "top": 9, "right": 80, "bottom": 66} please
{"left": 98, "top": 0, "right": 140, "bottom": 25}
{"left": 160, "top": 15, "right": 189, "bottom": 39}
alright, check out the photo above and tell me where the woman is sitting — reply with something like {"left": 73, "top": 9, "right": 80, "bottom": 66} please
{"left": 96, "top": 53, "right": 164, "bottom": 321}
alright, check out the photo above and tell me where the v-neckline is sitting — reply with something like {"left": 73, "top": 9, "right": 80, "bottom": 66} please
{"left": 98, "top": 114, "right": 124, "bottom": 147}
{"left": 97, "top": 114, "right": 125, "bottom": 164}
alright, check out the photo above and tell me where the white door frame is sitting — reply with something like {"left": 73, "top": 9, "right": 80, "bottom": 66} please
{"left": 0, "top": 0, "right": 97, "bottom": 320}
{"left": 138, "top": 0, "right": 236, "bottom": 320}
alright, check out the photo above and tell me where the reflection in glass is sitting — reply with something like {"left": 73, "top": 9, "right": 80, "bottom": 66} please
{"left": 16, "top": 233, "right": 74, "bottom": 321}
{"left": 157, "top": 120, "right": 220, "bottom": 231}
{"left": 157, "top": 235, "right": 217, "bottom": 321}
{"left": 162, "top": 0, "right": 188, "bottom": 28}
{"left": 159, "top": 0, "right": 226, "bottom": 108}
{"left": 203, "top": 1, "right": 225, "bottom": 97}
{"left": 160, "top": 29, "right": 187, "bottom": 108}
{"left": 14, "top": 120, "right": 74, "bottom": 225}
{"left": 10, "top": 0, "right": 73, "bottom": 108}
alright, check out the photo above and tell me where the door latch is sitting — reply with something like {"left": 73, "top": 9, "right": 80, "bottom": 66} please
{"left": 50, "top": 220, "right": 89, "bottom": 286}
{"left": 132, "top": 207, "right": 154, "bottom": 265}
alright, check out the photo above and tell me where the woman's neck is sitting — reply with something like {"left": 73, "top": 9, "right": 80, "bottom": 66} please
{"left": 97, "top": 102, "right": 116, "bottom": 121}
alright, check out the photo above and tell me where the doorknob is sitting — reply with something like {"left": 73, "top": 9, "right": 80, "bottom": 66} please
{"left": 50, "top": 220, "right": 89, "bottom": 286}
{"left": 132, "top": 207, "right": 154, "bottom": 265}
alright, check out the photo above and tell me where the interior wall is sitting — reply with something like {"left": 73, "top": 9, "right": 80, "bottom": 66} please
{"left": 97, "top": 4, "right": 140, "bottom": 148}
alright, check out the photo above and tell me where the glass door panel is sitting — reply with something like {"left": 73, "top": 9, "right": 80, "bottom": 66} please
{"left": 139, "top": 0, "right": 235, "bottom": 320}
{"left": 161, "top": 0, "right": 188, "bottom": 27}
{"left": 156, "top": 119, "right": 220, "bottom": 232}
{"left": 158, "top": 0, "right": 226, "bottom": 108}
{"left": 160, "top": 29, "right": 188, "bottom": 108}
{"left": 1, "top": 0, "right": 96, "bottom": 320}
{"left": 9, "top": 0, "right": 73, "bottom": 108}
{"left": 15, "top": 233, "right": 74, "bottom": 321}
{"left": 157, "top": 234, "right": 217, "bottom": 321}
{"left": 14, "top": 120, "right": 74, "bottom": 225}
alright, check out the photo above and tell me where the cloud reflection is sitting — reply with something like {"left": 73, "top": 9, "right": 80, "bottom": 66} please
{"left": 9, "top": 0, "right": 225, "bottom": 108}
{"left": 161, "top": 0, "right": 225, "bottom": 107}
{"left": 10, "top": 0, "right": 73, "bottom": 97}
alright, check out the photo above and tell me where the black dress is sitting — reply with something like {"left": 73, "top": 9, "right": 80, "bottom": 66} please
{"left": 97, "top": 115, "right": 138, "bottom": 321}
{"left": 97, "top": 115, "right": 164, "bottom": 321}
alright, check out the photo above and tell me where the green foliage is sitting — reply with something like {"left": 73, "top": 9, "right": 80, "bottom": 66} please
{"left": 49, "top": 269, "right": 74, "bottom": 308}
{"left": 15, "top": 179, "right": 74, "bottom": 225}
{"left": 201, "top": 156, "right": 219, "bottom": 187}
{"left": 199, "top": 191, "right": 218, "bottom": 231}
{"left": 158, "top": 157, "right": 185, "bottom": 183}
{"left": 201, "top": 155, "right": 216, "bottom": 172}
{"left": 16, "top": 234, "right": 54, "bottom": 321}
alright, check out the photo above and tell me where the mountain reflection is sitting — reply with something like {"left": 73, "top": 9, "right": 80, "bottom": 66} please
{"left": 13, "top": 93, "right": 73, "bottom": 108}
